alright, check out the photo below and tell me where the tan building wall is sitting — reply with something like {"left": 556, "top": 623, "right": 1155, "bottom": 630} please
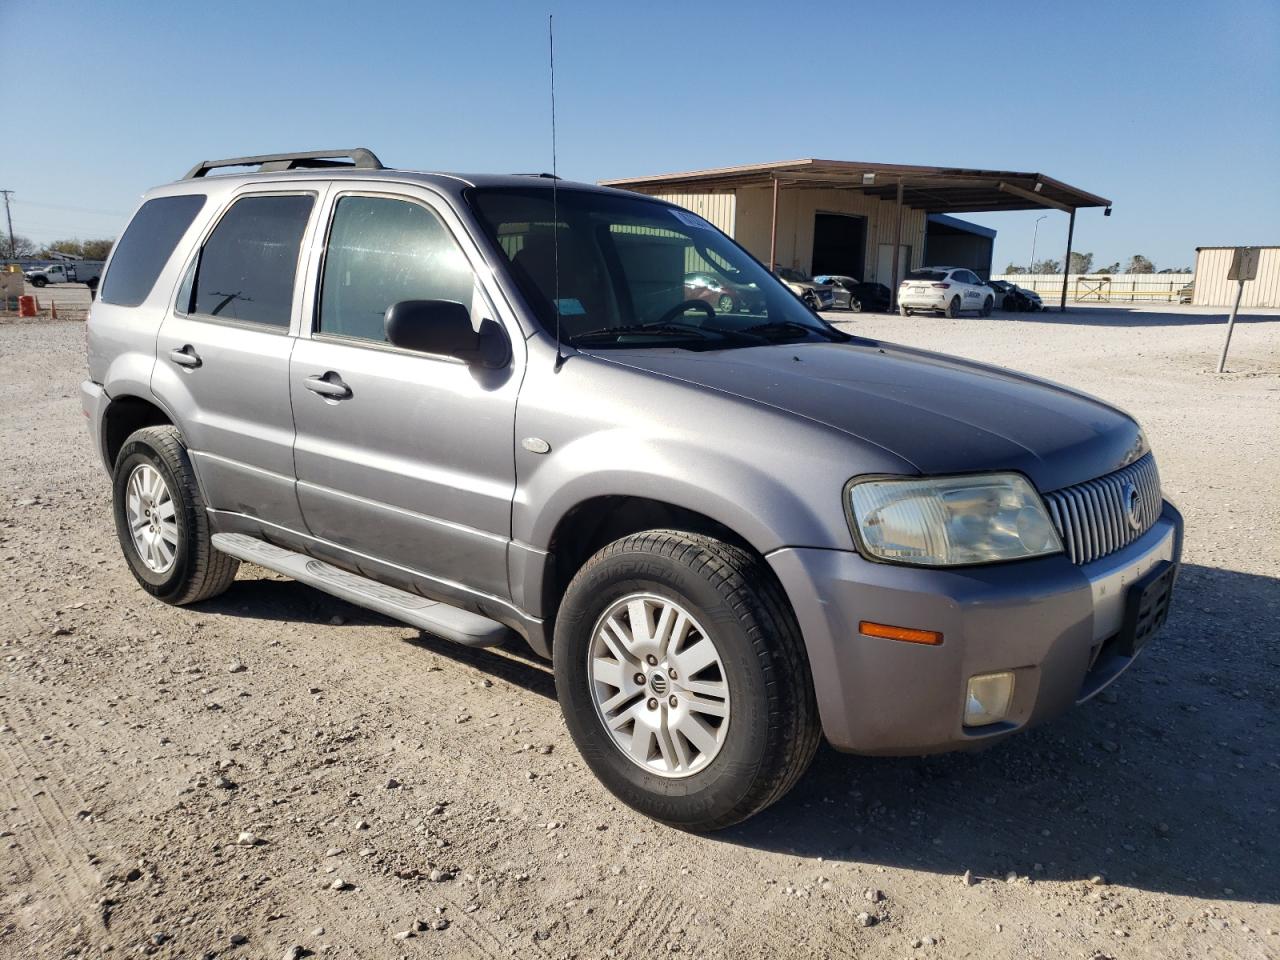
{"left": 1191, "top": 247, "right": 1280, "bottom": 308}
{"left": 641, "top": 187, "right": 927, "bottom": 285}
{"left": 734, "top": 186, "right": 926, "bottom": 284}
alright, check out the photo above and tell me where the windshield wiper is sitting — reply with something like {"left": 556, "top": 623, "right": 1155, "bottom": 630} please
{"left": 570, "top": 322, "right": 712, "bottom": 343}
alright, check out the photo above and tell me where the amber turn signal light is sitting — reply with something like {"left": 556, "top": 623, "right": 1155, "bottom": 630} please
{"left": 858, "top": 621, "right": 943, "bottom": 645}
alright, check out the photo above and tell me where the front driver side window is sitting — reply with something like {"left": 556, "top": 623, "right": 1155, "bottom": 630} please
{"left": 318, "top": 195, "right": 474, "bottom": 343}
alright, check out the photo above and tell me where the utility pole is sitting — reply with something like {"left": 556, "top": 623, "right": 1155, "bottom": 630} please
{"left": 0, "top": 191, "right": 15, "bottom": 260}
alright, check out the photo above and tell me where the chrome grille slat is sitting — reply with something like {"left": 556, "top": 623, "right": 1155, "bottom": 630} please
{"left": 1043, "top": 453, "right": 1162, "bottom": 566}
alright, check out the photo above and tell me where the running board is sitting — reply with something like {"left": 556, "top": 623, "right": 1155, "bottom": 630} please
{"left": 211, "top": 533, "right": 511, "bottom": 648}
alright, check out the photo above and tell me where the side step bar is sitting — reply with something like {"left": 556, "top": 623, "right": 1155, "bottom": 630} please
{"left": 210, "top": 533, "right": 511, "bottom": 648}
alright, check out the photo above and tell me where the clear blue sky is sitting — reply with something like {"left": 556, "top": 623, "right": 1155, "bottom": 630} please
{"left": 5, "top": 0, "right": 1277, "bottom": 272}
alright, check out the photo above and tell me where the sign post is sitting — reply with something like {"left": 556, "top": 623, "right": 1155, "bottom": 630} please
{"left": 1216, "top": 247, "right": 1259, "bottom": 373}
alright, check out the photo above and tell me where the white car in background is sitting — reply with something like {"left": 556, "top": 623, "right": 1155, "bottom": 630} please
{"left": 899, "top": 267, "right": 994, "bottom": 318}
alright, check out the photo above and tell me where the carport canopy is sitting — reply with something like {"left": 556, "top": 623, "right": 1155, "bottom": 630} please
{"left": 601, "top": 159, "right": 1112, "bottom": 310}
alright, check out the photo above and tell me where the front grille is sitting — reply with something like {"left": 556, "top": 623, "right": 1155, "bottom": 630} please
{"left": 1043, "top": 453, "right": 1162, "bottom": 565}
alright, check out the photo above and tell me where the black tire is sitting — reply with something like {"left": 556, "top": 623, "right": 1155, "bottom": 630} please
{"left": 848, "top": 297, "right": 862, "bottom": 313}
{"left": 899, "top": 306, "right": 912, "bottom": 317}
{"left": 981, "top": 295, "right": 993, "bottom": 317}
{"left": 86, "top": 277, "right": 99, "bottom": 291}
{"left": 945, "top": 296, "right": 961, "bottom": 318}
{"left": 801, "top": 291, "right": 817, "bottom": 310}
{"left": 716, "top": 294, "right": 734, "bottom": 313}
{"left": 553, "top": 530, "right": 820, "bottom": 831}
{"left": 1002, "top": 295, "right": 1014, "bottom": 311}
{"left": 112, "top": 425, "right": 239, "bottom": 605}
{"left": 31, "top": 276, "right": 47, "bottom": 288}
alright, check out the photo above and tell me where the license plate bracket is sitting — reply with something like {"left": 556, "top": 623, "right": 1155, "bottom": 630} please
{"left": 1119, "top": 560, "right": 1175, "bottom": 656}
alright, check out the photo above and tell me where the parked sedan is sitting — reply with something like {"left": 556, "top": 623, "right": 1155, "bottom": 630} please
{"left": 683, "top": 272, "right": 766, "bottom": 314}
{"left": 813, "top": 275, "right": 893, "bottom": 313}
{"left": 774, "top": 267, "right": 835, "bottom": 310}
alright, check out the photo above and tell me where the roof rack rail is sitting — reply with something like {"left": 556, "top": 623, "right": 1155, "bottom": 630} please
{"left": 511, "top": 172, "right": 561, "bottom": 179}
{"left": 182, "top": 148, "right": 385, "bottom": 180}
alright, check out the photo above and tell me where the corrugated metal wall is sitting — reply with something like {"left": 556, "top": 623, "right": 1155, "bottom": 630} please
{"left": 731, "top": 186, "right": 926, "bottom": 282}
{"left": 1191, "top": 247, "right": 1280, "bottom": 308}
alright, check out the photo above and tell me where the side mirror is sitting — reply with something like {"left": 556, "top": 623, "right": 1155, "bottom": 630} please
{"left": 384, "top": 300, "right": 509, "bottom": 368}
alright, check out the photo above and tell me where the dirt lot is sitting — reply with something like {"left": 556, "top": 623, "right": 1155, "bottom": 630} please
{"left": 1, "top": 307, "right": 1277, "bottom": 960}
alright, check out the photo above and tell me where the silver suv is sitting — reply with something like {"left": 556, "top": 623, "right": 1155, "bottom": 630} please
{"left": 82, "top": 149, "right": 1182, "bottom": 830}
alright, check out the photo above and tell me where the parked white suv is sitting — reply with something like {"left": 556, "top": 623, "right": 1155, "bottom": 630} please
{"left": 899, "top": 267, "right": 994, "bottom": 318}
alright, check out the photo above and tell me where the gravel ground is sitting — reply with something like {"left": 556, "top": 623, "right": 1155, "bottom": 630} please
{"left": 0, "top": 309, "right": 1277, "bottom": 960}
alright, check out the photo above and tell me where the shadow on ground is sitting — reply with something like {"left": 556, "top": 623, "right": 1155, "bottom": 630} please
{"left": 201, "top": 562, "right": 1277, "bottom": 905}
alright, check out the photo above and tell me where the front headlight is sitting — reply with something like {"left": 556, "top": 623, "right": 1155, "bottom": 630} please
{"left": 847, "top": 474, "right": 1062, "bottom": 566}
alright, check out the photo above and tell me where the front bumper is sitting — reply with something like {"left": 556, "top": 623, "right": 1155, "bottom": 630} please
{"left": 768, "top": 501, "right": 1183, "bottom": 754}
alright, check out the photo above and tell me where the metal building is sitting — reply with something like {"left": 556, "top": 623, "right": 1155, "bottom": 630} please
{"left": 601, "top": 159, "right": 1111, "bottom": 309}
{"left": 1191, "top": 247, "right": 1280, "bottom": 308}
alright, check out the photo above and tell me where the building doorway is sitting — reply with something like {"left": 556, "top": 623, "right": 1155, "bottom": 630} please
{"left": 876, "top": 243, "right": 912, "bottom": 288}
{"left": 812, "top": 213, "right": 867, "bottom": 278}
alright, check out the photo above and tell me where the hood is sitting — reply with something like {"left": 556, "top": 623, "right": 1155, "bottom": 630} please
{"left": 592, "top": 338, "right": 1146, "bottom": 493}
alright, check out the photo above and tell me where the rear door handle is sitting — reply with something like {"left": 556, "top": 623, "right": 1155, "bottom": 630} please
{"left": 304, "top": 372, "right": 352, "bottom": 400}
{"left": 168, "top": 345, "right": 202, "bottom": 368}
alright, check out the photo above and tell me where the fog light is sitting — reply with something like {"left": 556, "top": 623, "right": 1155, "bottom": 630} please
{"left": 965, "top": 672, "right": 1015, "bottom": 727}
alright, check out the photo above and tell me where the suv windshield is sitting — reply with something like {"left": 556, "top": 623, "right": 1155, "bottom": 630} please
{"left": 469, "top": 187, "right": 845, "bottom": 350}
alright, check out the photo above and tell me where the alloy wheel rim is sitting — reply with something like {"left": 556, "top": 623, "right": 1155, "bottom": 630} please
{"left": 125, "top": 463, "right": 178, "bottom": 574}
{"left": 587, "top": 593, "right": 731, "bottom": 778}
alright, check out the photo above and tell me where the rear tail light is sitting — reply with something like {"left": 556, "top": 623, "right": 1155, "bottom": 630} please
{"left": 931, "top": 283, "right": 951, "bottom": 289}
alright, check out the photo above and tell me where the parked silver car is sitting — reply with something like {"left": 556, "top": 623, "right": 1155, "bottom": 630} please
{"left": 82, "top": 149, "right": 1182, "bottom": 830}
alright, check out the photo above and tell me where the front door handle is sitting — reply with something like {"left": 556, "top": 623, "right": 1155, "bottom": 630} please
{"left": 304, "top": 372, "right": 353, "bottom": 400}
{"left": 168, "top": 345, "right": 202, "bottom": 369}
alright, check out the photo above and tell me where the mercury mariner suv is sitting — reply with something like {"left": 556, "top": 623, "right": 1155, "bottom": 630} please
{"left": 82, "top": 149, "right": 1182, "bottom": 830}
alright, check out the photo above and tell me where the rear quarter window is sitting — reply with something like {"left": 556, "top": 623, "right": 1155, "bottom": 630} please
{"left": 100, "top": 194, "right": 207, "bottom": 307}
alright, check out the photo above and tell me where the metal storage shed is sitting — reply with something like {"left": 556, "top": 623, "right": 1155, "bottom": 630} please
{"left": 1192, "top": 247, "right": 1280, "bottom": 308}
{"left": 601, "top": 159, "right": 1111, "bottom": 310}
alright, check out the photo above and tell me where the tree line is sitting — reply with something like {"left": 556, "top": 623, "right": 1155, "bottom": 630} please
{"left": 5, "top": 235, "right": 115, "bottom": 261}
{"left": 1003, "top": 253, "right": 1191, "bottom": 275}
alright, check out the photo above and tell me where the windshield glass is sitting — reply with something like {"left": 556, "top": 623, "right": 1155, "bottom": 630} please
{"left": 907, "top": 269, "right": 949, "bottom": 282}
{"left": 468, "top": 187, "right": 845, "bottom": 350}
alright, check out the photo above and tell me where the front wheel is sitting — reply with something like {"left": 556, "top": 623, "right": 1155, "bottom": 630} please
{"left": 981, "top": 296, "right": 993, "bottom": 317}
{"left": 31, "top": 276, "right": 47, "bottom": 288}
{"left": 848, "top": 297, "right": 862, "bottom": 313}
{"left": 112, "top": 426, "right": 240, "bottom": 605}
{"left": 553, "top": 530, "right": 820, "bottom": 831}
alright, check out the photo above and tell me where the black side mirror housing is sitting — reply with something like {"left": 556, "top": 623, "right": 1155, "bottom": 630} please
{"left": 383, "top": 300, "right": 509, "bottom": 368}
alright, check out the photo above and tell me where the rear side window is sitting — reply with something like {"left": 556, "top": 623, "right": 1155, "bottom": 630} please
{"left": 317, "top": 195, "right": 473, "bottom": 343}
{"left": 100, "top": 194, "right": 206, "bottom": 307}
{"left": 189, "top": 194, "right": 314, "bottom": 328}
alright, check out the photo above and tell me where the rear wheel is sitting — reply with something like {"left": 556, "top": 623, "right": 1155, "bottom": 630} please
{"left": 31, "top": 276, "right": 47, "bottom": 288}
{"left": 945, "top": 296, "right": 961, "bottom": 318}
{"left": 899, "top": 306, "right": 912, "bottom": 317}
{"left": 553, "top": 530, "right": 820, "bottom": 831}
{"left": 981, "top": 296, "right": 993, "bottom": 317}
{"left": 112, "top": 426, "right": 239, "bottom": 605}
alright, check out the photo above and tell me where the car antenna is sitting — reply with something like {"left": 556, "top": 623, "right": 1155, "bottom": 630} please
{"left": 549, "top": 14, "right": 566, "bottom": 372}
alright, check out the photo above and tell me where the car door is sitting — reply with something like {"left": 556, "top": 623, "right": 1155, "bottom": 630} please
{"left": 289, "top": 188, "right": 521, "bottom": 600}
{"left": 153, "top": 186, "right": 324, "bottom": 532}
